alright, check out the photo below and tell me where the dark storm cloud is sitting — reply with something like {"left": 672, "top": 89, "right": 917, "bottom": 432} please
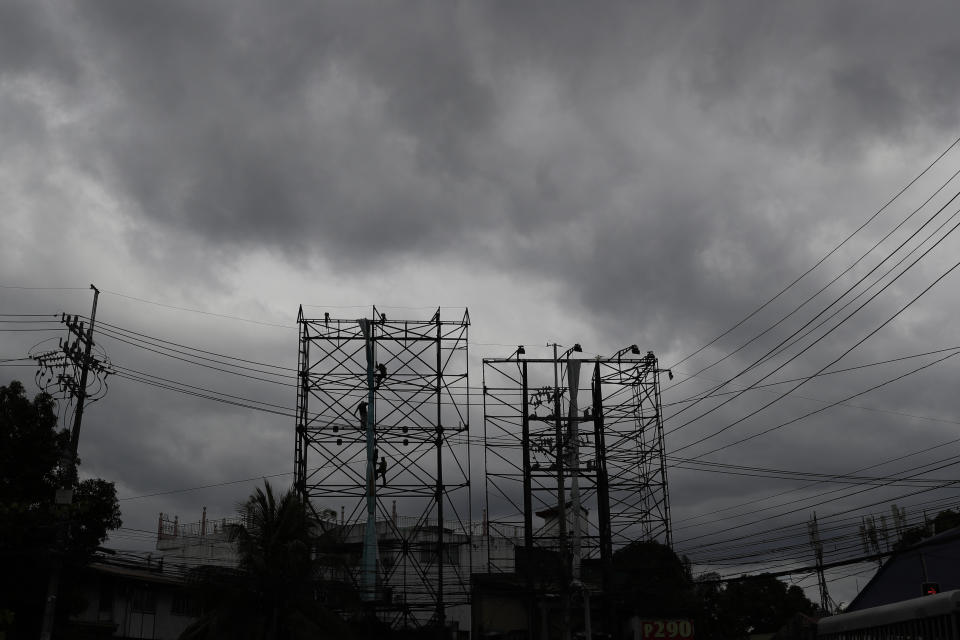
{"left": 8, "top": 0, "right": 960, "bottom": 304}
{"left": 6, "top": 1, "right": 960, "bottom": 603}
{"left": 44, "top": 0, "right": 503, "bottom": 263}
{"left": 19, "top": 0, "right": 952, "bottom": 476}
{"left": 0, "top": 0, "right": 79, "bottom": 83}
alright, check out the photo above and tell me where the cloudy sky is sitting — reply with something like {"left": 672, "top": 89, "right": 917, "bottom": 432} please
{"left": 4, "top": 0, "right": 960, "bottom": 606}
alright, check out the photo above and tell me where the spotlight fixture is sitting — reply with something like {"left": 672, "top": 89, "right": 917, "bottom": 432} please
{"left": 561, "top": 343, "right": 583, "bottom": 359}
{"left": 613, "top": 344, "right": 641, "bottom": 358}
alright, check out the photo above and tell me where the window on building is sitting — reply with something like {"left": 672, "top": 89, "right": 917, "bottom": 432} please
{"left": 444, "top": 543, "right": 460, "bottom": 566}
{"left": 417, "top": 543, "right": 460, "bottom": 566}
{"left": 171, "top": 594, "right": 199, "bottom": 617}
{"left": 98, "top": 578, "right": 114, "bottom": 615}
{"left": 130, "top": 588, "right": 156, "bottom": 614}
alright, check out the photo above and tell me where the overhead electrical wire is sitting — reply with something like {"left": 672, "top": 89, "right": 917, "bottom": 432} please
{"left": 664, "top": 182, "right": 960, "bottom": 438}
{"left": 679, "top": 348, "right": 960, "bottom": 460}
{"left": 667, "top": 135, "right": 960, "bottom": 372}
{"left": 670, "top": 458, "right": 959, "bottom": 487}
{"left": 99, "top": 289, "right": 294, "bottom": 329}
{"left": 96, "top": 326, "right": 296, "bottom": 387}
{"left": 672, "top": 433, "right": 960, "bottom": 529}
{"left": 110, "top": 366, "right": 295, "bottom": 417}
{"left": 677, "top": 465, "right": 960, "bottom": 556}
{"left": 747, "top": 202, "right": 960, "bottom": 380}
{"left": 663, "top": 347, "right": 960, "bottom": 427}
{"left": 690, "top": 514, "right": 924, "bottom": 572}
{"left": 679, "top": 451, "right": 960, "bottom": 549}
{"left": 97, "top": 320, "right": 296, "bottom": 373}
{"left": 119, "top": 459, "right": 367, "bottom": 501}
{"left": 670, "top": 204, "right": 960, "bottom": 456}
{"left": 667, "top": 188, "right": 960, "bottom": 441}
{"left": 666, "top": 161, "right": 960, "bottom": 406}
{"left": 673, "top": 453, "right": 960, "bottom": 554}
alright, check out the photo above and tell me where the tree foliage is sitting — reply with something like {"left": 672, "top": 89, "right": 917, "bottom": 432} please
{"left": 0, "top": 380, "right": 122, "bottom": 638}
{"left": 890, "top": 509, "right": 960, "bottom": 552}
{"left": 180, "top": 481, "right": 353, "bottom": 640}
{"left": 694, "top": 572, "right": 817, "bottom": 640}
{"left": 612, "top": 540, "right": 695, "bottom": 617}
{"left": 607, "top": 540, "right": 816, "bottom": 640}
{"left": 716, "top": 574, "right": 815, "bottom": 636}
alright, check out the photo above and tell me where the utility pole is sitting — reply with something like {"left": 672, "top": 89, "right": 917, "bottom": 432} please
{"left": 40, "top": 284, "right": 100, "bottom": 640}
{"left": 808, "top": 512, "right": 832, "bottom": 614}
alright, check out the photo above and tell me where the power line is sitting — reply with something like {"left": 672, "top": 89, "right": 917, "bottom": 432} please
{"left": 667, "top": 161, "right": 960, "bottom": 406}
{"left": 99, "top": 289, "right": 294, "bottom": 328}
{"left": 670, "top": 208, "right": 960, "bottom": 456}
{"left": 664, "top": 347, "right": 960, "bottom": 427}
{"left": 97, "top": 320, "right": 295, "bottom": 372}
{"left": 667, "top": 188, "right": 960, "bottom": 438}
{"left": 682, "top": 348, "right": 960, "bottom": 460}
{"left": 673, "top": 452, "right": 960, "bottom": 553}
{"left": 672, "top": 434, "right": 960, "bottom": 529}
{"left": 0, "top": 285, "right": 89, "bottom": 291}
{"left": 668, "top": 135, "right": 960, "bottom": 372}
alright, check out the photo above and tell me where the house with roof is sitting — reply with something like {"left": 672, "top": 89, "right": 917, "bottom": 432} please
{"left": 846, "top": 527, "right": 960, "bottom": 611}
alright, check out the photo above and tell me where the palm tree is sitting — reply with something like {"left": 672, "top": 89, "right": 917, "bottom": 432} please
{"left": 180, "top": 481, "right": 353, "bottom": 640}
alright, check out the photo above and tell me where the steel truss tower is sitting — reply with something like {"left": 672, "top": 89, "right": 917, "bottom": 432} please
{"left": 482, "top": 349, "right": 672, "bottom": 574}
{"left": 294, "top": 306, "right": 471, "bottom": 630}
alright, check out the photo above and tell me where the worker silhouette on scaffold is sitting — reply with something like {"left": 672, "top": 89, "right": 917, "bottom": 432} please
{"left": 377, "top": 455, "right": 388, "bottom": 487}
{"left": 355, "top": 401, "right": 368, "bottom": 427}
{"left": 375, "top": 363, "right": 387, "bottom": 389}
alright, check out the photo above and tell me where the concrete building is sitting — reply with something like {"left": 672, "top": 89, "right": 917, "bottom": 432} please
{"left": 68, "top": 558, "right": 196, "bottom": 640}
{"left": 68, "top": 505, "right": 577, "bottom": 638}
{"left": 147, "top": 508, "right": 524, "bottom": 637}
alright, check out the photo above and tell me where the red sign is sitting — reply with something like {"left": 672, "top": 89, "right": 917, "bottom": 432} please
{"left": 642, "top": 620, "right": 695, "bottom": 640}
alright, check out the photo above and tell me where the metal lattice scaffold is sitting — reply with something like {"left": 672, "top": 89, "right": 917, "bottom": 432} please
{"left": 294, "top": 306, "right": 471, "bottom": 630}
{"left": 482, "top": 347, "right": 672, "bottom": 577}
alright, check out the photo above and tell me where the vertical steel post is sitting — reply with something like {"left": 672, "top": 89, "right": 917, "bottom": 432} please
{"left": 592, "top": 361, "right": 613, "bottom": 625}
{"left": 521, "top": 362, "right": 533, "bottom": 551}
{"left": 360, "top": 319, "right": 378, "bottom": 600}
{"left": 521, "top": 361, "right": 535, "bottom": 636}
{"left": 294, "top": 306, "right": 309, "bottom": 499}
{"left": 552, "top": 344, "right": 570, "bottom": 640}
{"left": 651, "top": 364, "right": 672, "bottom": 548}
{"left": 567, "top": 360, "right": 582, "bottom": 580}
{"left": 435, "top": 316, "right": 445, "bottom": 634}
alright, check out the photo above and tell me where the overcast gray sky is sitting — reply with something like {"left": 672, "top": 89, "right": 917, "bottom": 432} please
{"left": 4, "top": 0, "right": 960, "bottom": 606}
